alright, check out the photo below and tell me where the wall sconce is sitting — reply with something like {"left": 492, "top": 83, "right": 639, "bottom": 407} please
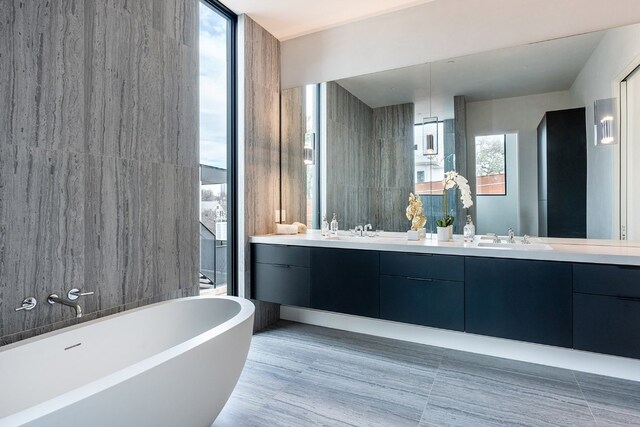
{"left": 594, "top": 98, "right": 616, "bottom": 146}
{"left": 422, "top": 116, "right": 439, "bottom": 156}
{"left": 304, "top": 132, "right": 315, "bottom": 165}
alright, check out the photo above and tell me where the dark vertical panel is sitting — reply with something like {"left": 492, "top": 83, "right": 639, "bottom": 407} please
{"left": 537, "top": 108, "right": 586, "bottom": 238}
{"left": 310, "top": 248, "right": 380, "bottom": 318}
{"left": 465, "top": 257, "right": 573, "bottom": 348}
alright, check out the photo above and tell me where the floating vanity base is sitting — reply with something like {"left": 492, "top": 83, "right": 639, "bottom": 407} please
{"left": 281, "top": 305, "right": 640, "bottom": 382}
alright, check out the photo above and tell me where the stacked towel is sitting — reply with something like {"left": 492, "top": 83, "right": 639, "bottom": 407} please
{"left": 275, "top": 222, "right": 308, "bottom": 235}
{"left": 292, "top": 222, "right": 308, "bottom": 234}
{"left": 275, "top": 223, "right": 298, "bottom": 235}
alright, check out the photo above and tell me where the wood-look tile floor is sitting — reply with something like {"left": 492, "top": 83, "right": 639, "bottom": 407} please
{"left": 214, "top": 321, "right": 640, "bottom": 427}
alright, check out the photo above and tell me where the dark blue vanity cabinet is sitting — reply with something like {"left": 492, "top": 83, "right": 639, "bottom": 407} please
{"left": 251, "top": 244, "right": 311, "bottom": 307}
{"left": 573, "top": 264, "right": 640, "bottom": 359}
{"left": 465, "top": 257, "right": 573, "bottom": 348}
{"left": 379, "top": 252, "right": 464, "bottom": 331}
{"left": 251, "top": 243, "right": 640, "bottom": 360}
{"left": 310, "top": 248, "right": 380, "bottom": 318}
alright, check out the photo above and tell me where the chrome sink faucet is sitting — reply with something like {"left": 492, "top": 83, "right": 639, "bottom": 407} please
{"left": 364, "top": 224, "right": 373, "bottom": 237}
{"left": 487, "top": 233, "right": 501, "bottom": 243}
{"left": 507, "top": 228, "right": 515, "bottom": 243}
{"left": 354, "top": 225, "right": 364, "bottom": 236}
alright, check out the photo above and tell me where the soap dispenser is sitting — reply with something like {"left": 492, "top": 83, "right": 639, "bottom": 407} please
{"left": 321, "top": 216, "right": 330, "bottom": 237}
{"left": 330, "top": 213, "right": 339, "bottom": 236}
{"left": 463, "top": 215, "right": 475, "bottom": 243}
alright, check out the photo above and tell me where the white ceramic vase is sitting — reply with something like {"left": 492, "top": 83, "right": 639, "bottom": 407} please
{"left": 437, "top": 225, "right": 452, "bottom": 242}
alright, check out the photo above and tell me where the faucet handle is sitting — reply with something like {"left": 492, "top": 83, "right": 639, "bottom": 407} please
{"left": 487, "top": 233, "right": 501, "bottom": 243}
{"left": 15, "top": 297, "right": 37, "bottom": 312}
{"left": 67, "top": 288, "right": 94, "bottom": 301}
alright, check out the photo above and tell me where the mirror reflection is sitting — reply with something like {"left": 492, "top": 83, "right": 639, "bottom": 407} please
{"left": 281, "top": 22, "right": 640, "bottom": 241}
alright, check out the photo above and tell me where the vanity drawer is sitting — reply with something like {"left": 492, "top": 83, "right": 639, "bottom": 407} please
{"left": 380, "top": 275, "right": 464, "bottom": 331}
{"left": 573, "top": 264, "right": 640, "bottom": 298}
{"left": 574, "top": 292, "right": 640, "bottom": 359}
{"left": 380, "top": 252, "right": 464, "bottom": 282}
{"left": 252, "top": 244, "right": 310, "bottom": 268}
{"left": 252, "top": 263, "right": 310, "bottom": 307}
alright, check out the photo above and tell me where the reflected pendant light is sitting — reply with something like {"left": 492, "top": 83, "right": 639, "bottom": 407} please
{"left": 304, "top": 132, "right": 315, "bottom": 165}
{"left": 423, "top": 63, "right": 439, "bottom": 156}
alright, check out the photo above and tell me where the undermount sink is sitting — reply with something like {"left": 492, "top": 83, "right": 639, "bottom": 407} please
{"left": 476, "top": 242, "right": 553, "bottom": 251}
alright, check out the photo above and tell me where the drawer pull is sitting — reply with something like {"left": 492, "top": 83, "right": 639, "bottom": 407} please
{"left": 407, "top": 277, "right": 433, "bottom": 282}
{"left": 272, "top": 263, "right": 292, "bottom": 269}
{"left": 617, "top": 296, "right": 640, "bottom": 302}
{"left": 616, "top": 265, "right": 640, "bottom": 271}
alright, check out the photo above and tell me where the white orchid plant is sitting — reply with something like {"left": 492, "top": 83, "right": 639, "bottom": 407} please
{"left": 437, "top": 171, "right": 473, "bottom": 228}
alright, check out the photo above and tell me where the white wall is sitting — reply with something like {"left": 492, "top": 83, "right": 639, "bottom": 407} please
{"left": 475, "top": 134, "right": 519, "bottom": 235}
{"left": 466, "top": 91, "right": 572, "bottom": 236}
{"left": 281, "top": 0, "right": 640, "bottom": 88}
{"left": 570, "top": 23, "right": 640, "bottom": 239}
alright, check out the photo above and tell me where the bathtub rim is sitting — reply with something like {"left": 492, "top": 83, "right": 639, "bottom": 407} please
{"left": 0, "top": 295, "right": 255, "bottom": 427}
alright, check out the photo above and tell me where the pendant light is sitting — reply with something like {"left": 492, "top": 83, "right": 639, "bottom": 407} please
{"left": 304, "top": 132, "right": 315, "bottom": 165}
{"left": 423, "top": 63, "right": 439, "bottom": 156}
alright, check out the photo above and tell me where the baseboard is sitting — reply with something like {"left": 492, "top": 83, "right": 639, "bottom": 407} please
{"left": 280, "top": 306, "right": 640, "bottom": 382}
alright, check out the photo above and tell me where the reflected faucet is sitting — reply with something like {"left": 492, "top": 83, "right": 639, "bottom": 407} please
{"left": 364, "top": 224, "right": 373, "bottom": 237}
{"left": 48, "top": 294, "right": 82, "bottom": 318}
{"left": 487, "top": 233, "right": 501, "bottom": 243}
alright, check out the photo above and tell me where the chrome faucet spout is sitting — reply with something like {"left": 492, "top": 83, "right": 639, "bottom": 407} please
{"left": 507, "top": 228, "right": 515, "bottom": 243}
{"left": 48, "top": 294, "right": 82, "bottom": 318}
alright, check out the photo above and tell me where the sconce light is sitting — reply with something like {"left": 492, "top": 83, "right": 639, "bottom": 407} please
{"left": 594, "top": 98, "right": 616, "bottom": 146}
{"left": 304, "top": 132, "right": 315, "bottom": 165}
{"left": 422, "top": 116, "right": 439, "bottom": 156}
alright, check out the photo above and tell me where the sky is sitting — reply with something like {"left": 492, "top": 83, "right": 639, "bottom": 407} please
{"left": 199, "top": 3, "right": 228, "bottom": 169}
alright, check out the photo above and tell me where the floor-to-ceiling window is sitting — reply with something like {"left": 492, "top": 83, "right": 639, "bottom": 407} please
{"left": 199, "top": 0, "right": 236, "bottom": 295}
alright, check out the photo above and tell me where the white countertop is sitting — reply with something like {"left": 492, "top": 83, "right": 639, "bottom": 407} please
{"left": 250, "top": 230, "right": 640, "bottom": 266}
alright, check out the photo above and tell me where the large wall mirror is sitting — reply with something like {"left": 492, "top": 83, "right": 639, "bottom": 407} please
{"left": 280, "top": 21, "right": 640, "bottom": 242}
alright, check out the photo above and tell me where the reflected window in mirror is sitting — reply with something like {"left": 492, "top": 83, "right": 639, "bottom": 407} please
{"left": 414, "top": 122, "right": 445, "bottom": 196}
{"left": 475, "top": 135, "right": 507, "bottom": 196}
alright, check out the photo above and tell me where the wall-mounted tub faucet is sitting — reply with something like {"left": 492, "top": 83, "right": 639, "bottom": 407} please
{"left": 48, "top": 294, "right": 83, "bottom": 319}
{"left": 67, "top": 288, "right": 94, "bottom": 301}
{"left": 15, "top": 297, "right": 37, "bottom": 312}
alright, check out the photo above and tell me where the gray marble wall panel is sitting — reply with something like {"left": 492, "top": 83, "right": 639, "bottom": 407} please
{"left": 0, "top": 0, "right": 199, "bottom": 346}
{"left": 281, "top": 87, "right": 307, "bottom": 225}
{"left": 325, "top": 82, "right": 374, "bottom": 230}
{"left": 0, "top": 0, "right": 85, "bottom": 152}
{"left": 240, "top": 16, "right": 281, "bottom": 332}
{"left": 454, "top": 95, "right": 469, "bottom": 234}
{"left": 325, "top": 82, "right": 414, "bottom": 232}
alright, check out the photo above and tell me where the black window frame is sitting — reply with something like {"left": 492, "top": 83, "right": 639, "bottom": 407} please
{"left": 200, "top": 0, "right": 238, "bottom": 296}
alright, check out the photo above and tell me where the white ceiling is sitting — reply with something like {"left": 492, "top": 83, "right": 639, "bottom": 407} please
{"left": 336, "top": 31, "right": 605, "bottom": 120}
{"left": 220, "top": 0, "right": 436, "bottom": 40}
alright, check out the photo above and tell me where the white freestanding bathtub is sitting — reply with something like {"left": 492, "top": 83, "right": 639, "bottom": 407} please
{"left": 0, "top": 296, "right": 255, "bottom": 427}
